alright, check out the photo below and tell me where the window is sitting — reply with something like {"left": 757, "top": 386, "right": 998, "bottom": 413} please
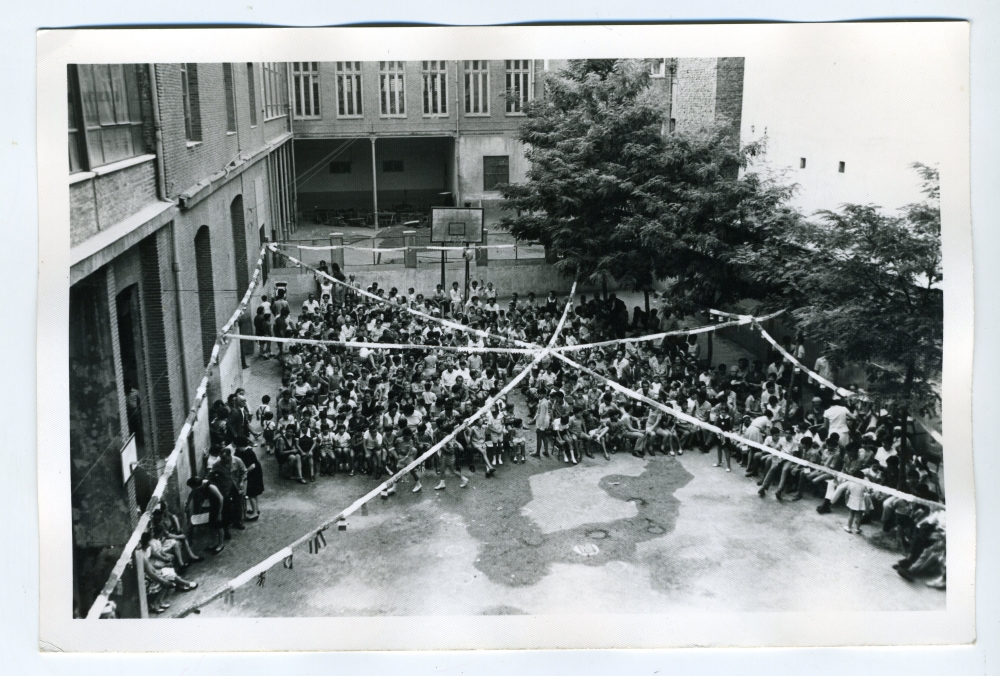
{"left": 261, "top": 62, "right": 285, "bottom": 120}
{"left": 67, "top": 66, "right": 85, "bottom": 173}
{"left": 838, "top": 161, "right": 846, "bottom": 173}
{"left": 649, "top": 58, "right": 666, "bottom": 77}
{"left": 246, "top": 63, "right": 257, "bottom": 126}
{"left": 379, "top": 61, "right": 406, "bottom": 117}
{"left": 483, "top": 155, "right": 509, "bottom": 191}
{"left": 800, "top": 157, "right": 807, "bottom": 169}
{"left": 421, "top": 61, "right": 448, "bottom": 116}
{"left": 179, "top": 63, "right": 202, "bottom": 142}
{"left": 329, "top": 161, "right": 352, "bottom": 174}
{"left": 223, "top": 63, "right": 237, "bottom": 132}
{"left": 505, "top": 60, "right": 533, "bottom": 114}
{"left": 383, "top": 160, "right": 403, "bottom": 172}
{"left": 293, "top": 62, "right": 321, "bottom": 119}
{"left": 336, "top": 62, "right": 363, "bottom": 117}
{"left": 464, "top": 60, "right": 489, "bottom": 115}
{"left": 68, "top": 64, "right": 148, "bottom": 171}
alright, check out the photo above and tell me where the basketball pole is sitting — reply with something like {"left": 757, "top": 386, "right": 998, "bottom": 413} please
{"left": 440, "top": 250, "right": 446, "bottom": 290}
{"left": 464, "top": 241, "right": 471, "bottom": 304}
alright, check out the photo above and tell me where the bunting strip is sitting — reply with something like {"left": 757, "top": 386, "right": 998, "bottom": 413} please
{"left": 270, "top": 246, "right": 541, "bottom": 350}
{"left": 171, "top": 284, "right": 577, "bottom": 619}
{"left": 278, "top": 242, "right": 519, "bottom": 253}
{"left": 750, "top": 320, "right": 943, "bottom": 447}
{"left": 85, "top": 245, "right": 270, "bottom": 620}
{"left": 549, "top": 349, "right": 944, "bottom": 511}
{"left": 224, "top": 333, "right": 536, "bottom": 354}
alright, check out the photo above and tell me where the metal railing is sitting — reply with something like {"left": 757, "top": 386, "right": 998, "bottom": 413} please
{"left": 274, "top": 230, "right": 547, "bottom": 270}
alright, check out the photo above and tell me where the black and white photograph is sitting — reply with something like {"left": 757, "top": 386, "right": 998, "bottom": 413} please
{"left": 36, "top": 23, "right": 974, "bottom": 651}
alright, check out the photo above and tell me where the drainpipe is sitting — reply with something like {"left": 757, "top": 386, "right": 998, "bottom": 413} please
{"left": 370, "top": 136, "right": 379, "bottom": 233}
{"left": 148, "top": 63, "right": 168, "bottom": 202}
{"left": 169, "top": 224, "right": 191, "bottom": 411}
{"left": 286, "top": 63, "right": 298, "bottom": 228}
{"left": 150, "top": 63, "right": 190, "bottom": 410}
{"left": 454, "top": 60, "right": 461, "bottom": 206}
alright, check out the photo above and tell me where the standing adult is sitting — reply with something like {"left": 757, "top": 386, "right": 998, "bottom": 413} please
{"left": 185, "top": 476, "right": 225, "bottom": 555}
{"left": 226, "top": 392, "right": 250, "bottom": 442}
{"left": 253, "top": 306, "right": 272, "bottom": 359}
{"left": 237, "top": 306, "right": 254, "bottom": 368}
{"left": 233, "top": 436, "right": 264, "bottom": 521}
{"left": 813, "top": 348, "right": 835, "bottom": 386}
{"left": 823, "top": 399, "right": 856, "bottom": 447}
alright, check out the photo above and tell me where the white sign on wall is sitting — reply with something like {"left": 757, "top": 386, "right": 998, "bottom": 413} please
{"left": 119, "top": 434, "right": 137, "bottom": 485}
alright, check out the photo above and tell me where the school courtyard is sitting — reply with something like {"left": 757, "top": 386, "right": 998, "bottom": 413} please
{"left": 168, "top": 340, "right": 943, "bottom": 619}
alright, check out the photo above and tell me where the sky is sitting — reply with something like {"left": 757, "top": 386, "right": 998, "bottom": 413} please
{"left": 740, "top": 30, "right": 956, "bottom": 216}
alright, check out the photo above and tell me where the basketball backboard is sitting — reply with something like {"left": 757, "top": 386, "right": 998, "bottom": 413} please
{"left": 431, "top": 207, "right": 485, "bottom": 243}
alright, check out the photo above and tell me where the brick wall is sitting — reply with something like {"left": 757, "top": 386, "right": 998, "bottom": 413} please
{"left": 714, "top": 57, "right": 745, "bottom": 130}
{"left": 170, "top": 172, "right": 260, "bottom": 391}
{"left": 69, "top": 160, "right": 159, "bottom": 248}
{"left": 138, "top": 235, "right": 174, "bottom": 458}
{"left": 156, "top": 63, "right": 291, "bottom": 200}
{"left": 155, "top": 224, "right": 189, "bottom": 433}
{"left": 69, "top": 267, "right": 133, "bottom": 615}
{"left": 70, "top": 181, "right": 99, "bottom": 246}
{"left": 673, "top": 58, "right": 719, "bottom": 133}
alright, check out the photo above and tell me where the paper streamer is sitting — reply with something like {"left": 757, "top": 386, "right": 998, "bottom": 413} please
{"left": 278, "top": 242, "right": 519, "bottom": 252}
{"left": 549, "top": 349, "right": 944, "bottom": 511}
{"left": 552, "top": 309, "right": 785, "bottom": 353}
{"left": 172, "top": 282, "right": 578, "bottom": 619}
{"left": 86, "top": 245, "right": 270, "bottom": 620}
{"left": 271, "top": 246, "right": 540, "bottom": 351}
{"left": 226, "top": 333, "right": 536, "bottom": 354}
{"left": 749, "top": 319, "right": 944, "bottom": 447}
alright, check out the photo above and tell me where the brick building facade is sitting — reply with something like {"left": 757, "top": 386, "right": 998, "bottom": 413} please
{"left": 68, "top": 62, "right": 295, "bottom": 617}
{"left": 291, "top": 58, "right": 744, "bottom": 228}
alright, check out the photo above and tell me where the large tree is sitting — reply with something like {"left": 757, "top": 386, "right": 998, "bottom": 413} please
{"left": 498, "top": 58, "right": 796, "bottom": 308}
{"left": 739, "top": 163, "right": 943, "bottom": 413}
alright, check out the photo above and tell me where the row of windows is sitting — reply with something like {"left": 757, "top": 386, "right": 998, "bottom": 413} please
{"left": 69, "top": 62, "right": 288, "bottom": 172}
{"left": 291, "top": 60, "right": 536, "bottom": 120}
{"left": 178, "top": 62, "right": 286, "bottom": 144}
{"left": 68, "top": 62, "right": 527, "bottom": 172}
{"left": 329, "top": 154, "right": 511, "bottom": 191}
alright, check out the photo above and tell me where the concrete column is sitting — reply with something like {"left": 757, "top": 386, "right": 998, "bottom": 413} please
{"left": 329, "top": 232, "right": 345, "bottom": 271}
{"left": 370, "top": 136, "right": 379, "bottom": 231}
{"left": 403, "top": 230, "right": 417, "bottom": 268}
{"left": 476, "top": 229, "right": 488, "bottom": 267}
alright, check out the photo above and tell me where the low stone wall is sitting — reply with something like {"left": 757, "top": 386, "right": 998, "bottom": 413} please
{"left": 267, "top": 258, "right": 609, "bottom": 299}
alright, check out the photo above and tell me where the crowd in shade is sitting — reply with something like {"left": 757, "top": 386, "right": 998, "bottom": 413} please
{"left": 150, "top": 263, "right": 944, "bottom": 614}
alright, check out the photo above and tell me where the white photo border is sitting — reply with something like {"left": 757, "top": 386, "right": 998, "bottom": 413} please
{"left": 36, "top": 22, "right": 974, "bottom": 651}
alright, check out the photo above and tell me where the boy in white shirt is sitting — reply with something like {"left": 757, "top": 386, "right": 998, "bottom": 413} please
{"left": 449, "top": 282, "right": 463, "bottom": 316}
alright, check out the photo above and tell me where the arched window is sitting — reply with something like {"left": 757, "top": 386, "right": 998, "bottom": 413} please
{"left": 194, "top": 226, "right": 217, "bottom": 366}
{"left": 230, "top": 196, "right": 249, "bottom": 299}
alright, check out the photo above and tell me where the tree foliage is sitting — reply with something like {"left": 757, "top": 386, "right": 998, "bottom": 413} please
{"left": 498, "top": 59, "right": 942, "bottom": 410}
{"left": 738, "top": 164, "right": 943, "bottom": 411}
{"left": 498, "top": 59, "right": 796, "bottom": 308}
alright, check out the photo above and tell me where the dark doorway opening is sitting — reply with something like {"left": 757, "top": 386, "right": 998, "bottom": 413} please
{"left": 115, "top": 284, "right": 153, "bottom": 512}
{"left": 231, "top": 196, "right": 249, "bottom": 297}
{"left": 194, "top": 226, "right": 217, "bottom": 366}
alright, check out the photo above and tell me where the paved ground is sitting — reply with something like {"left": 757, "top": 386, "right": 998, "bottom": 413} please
{"left": 168, "top": 351, "right": 944, "bottom": 618}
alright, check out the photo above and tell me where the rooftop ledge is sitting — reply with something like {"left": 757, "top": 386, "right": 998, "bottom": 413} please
{"left": 68, "top": 154, "right": 156, "bottom": 184}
